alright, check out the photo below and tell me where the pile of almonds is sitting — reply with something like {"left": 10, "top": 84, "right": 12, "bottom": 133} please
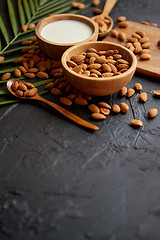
{"left": 94, "top": 16, "right": 111, "bottom": 34}
{"left": 1, "top": 37, "right": 63, "bottom": 82}
{"left": 11, "top": 80, "right": 37, "bottom": 97}
{"left": 67, "top": 47, "right": 130, "bottom": 78}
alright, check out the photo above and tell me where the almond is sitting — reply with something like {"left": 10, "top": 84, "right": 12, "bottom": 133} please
{"left": 127, "top": 88, "right": 135, "bottom": 97}
{"left": 92, "top": 0, "right": 100, "bottom": 6}
{"left": 15, "top": 89, "right": 23, "bottom": 97}
{"left": 24, "top": 82, "right": 34, "bottom": 89}
{"left": 93, "top": 8, "right": 103, "bottom": 15}
{"left": 117, "top": 16, "right": 126, "bottom": 22}
{"left": 120, "top": 102, "right": 129, "bottom": 113}
{"left": 84, "top": 94, "right": 92, "bottom": 101}
{"left": 88, "top": 104, "right": 100, "bottom": 113}
{"left": 102, "top": 63, "right": 112, "bottom": 72}
{"left": 130, "top": 119, "right": 143, "bottom": 127}
{"left": 29, "top": 59, "right": 34, "bottom": 68}
{"left": 135, "top": 31, "right": 145, "bottom": 38}
{"left": 28, "top": 23, "right": 35, "bottom": 30}
{"left": 135, "top": 83, "right": 142, "bottom": 91}
{"left": 67, "top": 93, "right": 77, "bottom": 100}
{"left": 131, "top": 33, "right": 141, "bottom": 40}
{"left": 150, "top": 23, "right": 157, "bottom": 27}
{"left": 25, "top": 88, "right": 37, "bottom": 97}
{"left": 112, "top": 104, "right": 121, "bottom": 113}
{"left": 67, "top": 60, "right": 77, "bottom": 68}
{"left": 110, "top": 29, "right": 118, "bottom": 38}
{"left": 87, "top": 63, "right": 101, "bottom": 70}
{"left": 36, "top": 72, "right": 49, "bottom": 79}
{"left": 118, "top": 32, "right": 126, "bottom": 41}
{"left": 153, "top": 90, "right": 160, "bottom": 96}
{"left": 91, "top": 112, "right": 106, "bottom": 120}
{"left": 117, "top": 21, "right": 128, "bottom": 28}
{"left": 139, "top": 92, "right": 147, "bottom": 102}
{"left": 139, "top": 37, "right": 149, "bottom": 43}
{"left": 75, "top": 97, "right": 88, "bottom": 105}
{"left": 51, "top": 88, "right": 62, "bottom": 95}
{"left": 1, "top": 72, "right": 11, "bottom": 81}
{"left": 139, "top": 53, "right": 151, "bottom": 60}
{"left": 44, "top": 82, "right": 54, "bottom": 89}
{"left": 19, "top": 66, "right": 27, "bottom": 74}
{"left": 100, "top": 108, "right": 110, "bottom": 115}
{"left": 28, "top": 68, "right": 39, "bottom": 73}
{"left": 0, "top": 56, "right": 5, "bottom": 62}
{"left": 14, "top": 68, "right": 21, "bottom": 77}
{"left": 141, "top": 42, "right": 151, "bottom": 49}
{"left": 21, "top": 40, "right": 32, "bottom": 46}
{"left": 78, "top": 3, "right": 85, "bottom": 9}
{"left": 59, "top": 97, "right": 72, "bottom": 106}
{"left": 18, "top": 83, "right": 27, "bottom": 91}
{"left": 127, "top": 37, "right": 138, "bottom": 43}
{"left": 24, "top": 73, "right": 35, "bottom": 78}
{"left": 21, "top": 25, "right": 28, "bottom": 32}
{"left": 71, "top": 54, "right": 85, "bottom": 63}
{"left": 98, "top": 102, "right": 111, "bottom": 109}
{"left": 72, "top": 2, "right": 79, "bottom": 8}
{"left": 119, "top": 86, "right": 127, "bottom": 96}
{"left": 148, "top": 108, "right": 158, "bottom": 118}
{"left": 140, "top": 21, "right": 149, "bottom": 25}
{"left": 11, "top": 81, "right": 19, "bottom": 91}
{"left": 23, "top": 62, "right": 29, "bottom": 70}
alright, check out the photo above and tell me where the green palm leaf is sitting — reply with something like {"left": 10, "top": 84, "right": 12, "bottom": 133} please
{"left": 7, "top": 0, "right": 18, "bottom": 36}
{"left": 0, "top": 0, "right": 91, "bottom": 106}
{"left": 23, "top": 0, "right": 31, "bottom": 21}
{"left": 18, "top": 0, "right": 26, "bottom": 26}
{"left": 0, "top": 15, "right": 9, "bottom": 44}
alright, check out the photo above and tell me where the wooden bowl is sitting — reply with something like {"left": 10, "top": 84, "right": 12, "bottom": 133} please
{"left": 35, "top": 14, "right": 98, "bottom": 60}
{"left": 61, "top": 41, "right": 137, "bottom": 96}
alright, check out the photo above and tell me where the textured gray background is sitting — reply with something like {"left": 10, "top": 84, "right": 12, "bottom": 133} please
{"left": 1, "top": 0, "right": 160, "bottom": 240}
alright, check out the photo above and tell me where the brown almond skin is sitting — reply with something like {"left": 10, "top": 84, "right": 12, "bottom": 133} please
{"left": 117, "top": 16, "right": 126, "bottom": 22}
{"left": 59, "top": 97, "right": 72, "bottom": 106}
{"left": 26, "top": 88, "right": 37, "bottom": 97}
{"left": 100, "top": 108, "right": 110, "bottom": 115}
{"left": 0, "top": 56, "right": 5, "bottom": 62}
{"left": 21, "top": 40, "right": 32, "bottom": 46}
{"left": 88, "top": 104, "right": 100, "bottom": 113}
{"left": 112, "top": 104, "right": 121, "bottom": 113}
{"left": 51, "top": 88, "right": 62, "bottom": 95}
{"left": 119, "top": 86, "right": 127, "bottom": 96}
{"left": 36, "top": 72, "right": 49, "bottom": 79}
{"left": 16, "top": 89, "right": 24, "bottom": 97}
{"left": 141, "top": 42, "right": 151, "bottom": 49}
{"left": 14, "top": 68, "right": 21, "bottom": 77}
{"left": 18, "top": 83, "right": 27, "bottom": 91}
{"left": 120, "top": 102, "right": 129, "bottom": 113}
{"left": 148, "top": 108, "right": 158, "bottom": 118}
{"left": 92, "top": 0, "right": 100, "bottom": 6}
{"left": 72, "top": 2, "right": 79, "bottom": 8}
{"left": 93, "top": 8, "right": 103, "bottom": 15}
{"left": 118, "top": 32, "right": 126, "bottom": 41}
{"left": 117, "top": 21, "right": 128, "bottom": 28}
{"left": 24, "top": 82, "right": 34, "bottom": 89}
{"left": 12, "top": 81, "right": 19, "bottom": 91}
{"left": 19, "top": 66, "right": 27, "bottom": 74}
{"left": 75, "top": 97, "right": 88, "bottom": 106}
{"left": 140, "top": 54, "right": 151, "bottom": 60}
{"left": 28, "top": 68, "right": 39, "bottom": 73}
{"left": 1, "top": 72, "right": 11, "bottom": 81}
{"left": 21, "top": 25, "right": 28, "bottom": 32}
{"left": 67, "top": 93, "right": 77, "bottom": 100}
{"left": 24, "top": 73, "right": 35, "bottom": 78}
{"left": 98, "top": 102, "right": 111, "bottom": 109}
{"left": 91, "top": 112, "right": 106, "bottom": 120}
{"left": 45, "top": 82, "right": 54, "bottom": 90}
{"left": 153, "top": 90, "right": 160, "bottom": 96}
{"left": 135, "top": 83, "right": 142, "bottom": 91}
{"left": 28, "top": 23, "right": 35, "bottom": 30}
{"left": 130, "top": 119, "right": 143, "bottom": 127}
{"left": 139, "top": 92, "right": 147, "bottom": 102}
{"left": 110, "top": 29, "right": 118, "bottom": 38}
{"left": 127, "top": 88, "right": 135, "bottom": 97}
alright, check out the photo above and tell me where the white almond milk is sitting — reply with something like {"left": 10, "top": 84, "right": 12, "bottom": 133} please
{"left": 41, "top": 20, "right": 93, "bottom": 44}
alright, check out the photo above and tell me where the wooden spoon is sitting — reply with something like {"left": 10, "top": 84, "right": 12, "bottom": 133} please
{"left": 92, "top": 0, "right": 118, "bottom": 38}
{"left": 7, "top": 79, "right": 99, "bottom": 131}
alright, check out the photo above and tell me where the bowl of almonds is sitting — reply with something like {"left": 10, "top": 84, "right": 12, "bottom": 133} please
{"left": 61, "top": 41, "right": 137, "bottom": 96}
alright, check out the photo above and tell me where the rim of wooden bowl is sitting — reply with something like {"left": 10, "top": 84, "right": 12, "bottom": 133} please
{"left": 35, "top": 14, "right": 99, "bottom": 47}
{"left": 61, "top": 41, "right": 137, "bottom": 82}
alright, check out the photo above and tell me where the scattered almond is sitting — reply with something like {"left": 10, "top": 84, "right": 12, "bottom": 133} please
{"left": 153, "top": 90, "right": 160, "bottom": 96}
{"left": 135, "top": 83, "right": 142, "bottom": 91}
{"left": 120, "top": 102, "right": 129, "bottom": 113}
{"left": 45, "top": 82, "right": 54, "bottom": 89}
{"left": 130, "top": 119, "right": 143, "bottom": 127}
{"left": 91, "top": 112, "right": 106, "bottom": 120}
{"left": 139, "top": 92, "right": 147, "bottom": 102}
{"left": 59, "top": 97, "right": 72, "bottom": 106}
{"left": 21, "top": 25, "right": 28, "bottom": 32}
{"left": 1, "top": 72, "right": 11, "bottom": 81}
{"left": 98, "top": 102, "right": 111, "bottom": 109}
{"left": 24, "top": 72, "right": 35, "bottom": 78}
{"left": 117, "top": 16, "right": 126, "bottom": 22}
{"left": 28, "top": 23, "right": 35, "bottom": 30}
{"left": 14, "top": 68, "right": 21, "bottom": 77}
{"left": 100, "top": 108, "right": 110, "bottom": 115}
{"left": 36, "top": 72, "right": 49, "bottom": 79}
{"left": 88, "top": 104, "right": 100, "bottom": 113}
{"left": 92, "top": 0, "right": 100, "bottom": 6}
{"left": 127, "top": 88, "right": 135, "bottom": 97}
{"left": 110, "top": 29, "right": 118, "bottom": 38}
{"left": 148, "top": 108, "right": 158, "bottom": 118}
{"left": 51, "top": 88, "right": 62, "bottom": 95}
{"left": 112, "top": 104, "right": 121, "bottom": 113}
{"left": 0, "top": 56, "right": 5, "bottom": 62}
{"left": 93, "top": 8, "right": 103, "bottom": 15}
{"left": 139, "top": 53, "right": 151, "bottom": 60}
{"left": 117, "top": 21, "right": 128, "bottom": 28}
{"left": 119, "top": 86, "right": 127, "bottom": 96}
{"left": 75, "top": 97, "right": 88, "bottom": 105}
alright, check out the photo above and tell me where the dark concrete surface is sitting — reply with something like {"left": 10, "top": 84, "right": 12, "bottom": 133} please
{"left": 1, "top": 0, "right": 160, "bottom": 240}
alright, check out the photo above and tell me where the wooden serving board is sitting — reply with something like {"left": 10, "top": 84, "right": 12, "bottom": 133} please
{"left": 103, "top": 21, "right": 160, "bottom": 79}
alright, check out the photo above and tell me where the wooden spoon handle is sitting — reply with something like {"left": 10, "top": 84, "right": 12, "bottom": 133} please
{"left": 102, "top": 0, "right": 118, "bottom": 16}
{"left": 37, "top": 95, "right": 99, "bottom": 131}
